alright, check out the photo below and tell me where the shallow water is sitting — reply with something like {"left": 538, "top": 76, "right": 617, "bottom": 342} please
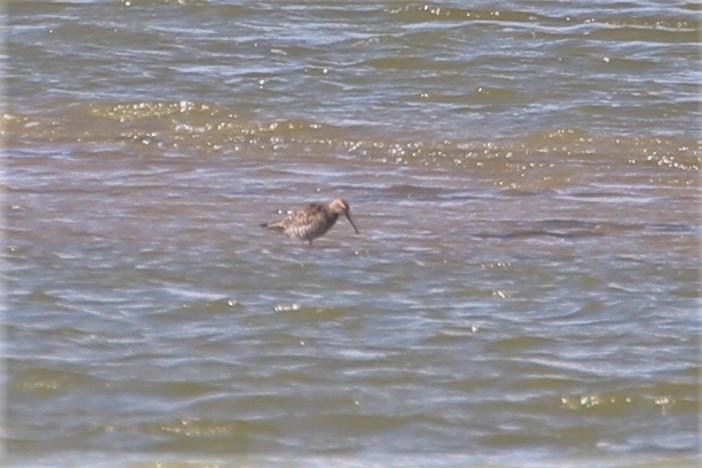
{"left": 4, "top": 0, "right": 701, "bottom": 465}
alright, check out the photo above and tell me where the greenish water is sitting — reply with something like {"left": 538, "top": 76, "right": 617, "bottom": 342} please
{"left": 4, "top": 0, "right": 700, "bottom": 465}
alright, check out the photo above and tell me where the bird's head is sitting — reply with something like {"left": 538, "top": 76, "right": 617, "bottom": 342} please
{"left": 328, "top": 199, "right": 359, "bottom": 234}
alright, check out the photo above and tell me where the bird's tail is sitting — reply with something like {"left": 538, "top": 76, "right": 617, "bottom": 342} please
{"left": 261, "top": 222, "right": 284, "bottom": 231}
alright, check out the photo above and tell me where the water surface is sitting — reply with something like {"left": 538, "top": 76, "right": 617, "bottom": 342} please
{"left": 4, "top": 0, "right": 701, "bottom": 465}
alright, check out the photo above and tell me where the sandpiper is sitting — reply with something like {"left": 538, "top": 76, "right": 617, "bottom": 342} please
{"left": 261, "top": 198, "right": 359, "bottom": 246}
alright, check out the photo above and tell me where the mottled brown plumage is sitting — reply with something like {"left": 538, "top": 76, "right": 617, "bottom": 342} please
{"left": 261, "top": 198, "right": 359, "bottom": 246}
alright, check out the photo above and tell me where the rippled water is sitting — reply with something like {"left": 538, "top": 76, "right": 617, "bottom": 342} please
{"left": 4, "top": 0, "right": 701, "bottom": 465}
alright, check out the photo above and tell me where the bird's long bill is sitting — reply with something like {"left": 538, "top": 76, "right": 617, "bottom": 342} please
{"left": 345, "top": 212, "right": 360, "bottom": 234}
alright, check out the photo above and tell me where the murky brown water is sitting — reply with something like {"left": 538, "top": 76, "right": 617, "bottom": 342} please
{"left": 5, "top": 1, "right": 701, "bottom": 465}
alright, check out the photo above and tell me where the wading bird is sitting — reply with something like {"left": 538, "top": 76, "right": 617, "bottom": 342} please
{"left": 261, "top": 198, "right": 359, "bottom": 246}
